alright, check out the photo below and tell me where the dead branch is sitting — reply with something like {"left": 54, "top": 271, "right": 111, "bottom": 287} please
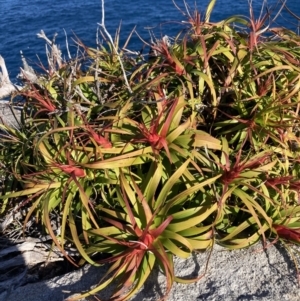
{"left": 0, "top": 55, "right": 21, "bottom": 99}
{"left": 98, "top": 0, "right": 132, "bottom": 94}
{"left": 37, "top": 30, "right": 63, "bottom": 74}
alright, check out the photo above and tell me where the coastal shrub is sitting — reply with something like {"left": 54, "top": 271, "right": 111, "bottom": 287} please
{"left": 2, "top": 0, "right": 300, "bottom": 300}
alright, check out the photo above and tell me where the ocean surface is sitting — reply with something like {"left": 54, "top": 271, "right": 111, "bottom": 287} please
{"left": 0, "top": 0, "right": 299, "bottom": 80}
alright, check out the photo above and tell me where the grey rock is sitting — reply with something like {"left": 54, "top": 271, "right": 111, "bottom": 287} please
{"left": 1, "top": 241, "right": 299, "bottom": 301}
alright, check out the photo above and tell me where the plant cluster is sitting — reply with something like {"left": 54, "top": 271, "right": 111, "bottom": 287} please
{"left": 2, "top": 0, "right": 300, "bottom": 300}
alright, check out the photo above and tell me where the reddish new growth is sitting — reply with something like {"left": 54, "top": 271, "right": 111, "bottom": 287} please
{"left": 150, "top": 37, "right": 185, "bottom": 75}
{"left": 221, "top": 149, "right": 270, "bottom": 185}
{"left": 52, "top": 151, "right": 86, "bottom": 178}
{"left": 78, "top": 112, "right": 112, "bottom": 148}
{"left": 55, "top": 163, "right": 85, "bottom": 177}
{"left": 85, "top": 124, "right": 112, "bottom": 148}
{"left": 265, "top": 176, "right": 293, "bottom": 189}
{"left": 247, "top": 3, "right": 271, "bottom": 52}
{"left": 274, "top": 224, "right": 300, "bottom": 243}
{"left": 93, "top": 180, "right": 174, "bottom": 301}
{"left": 21, "top": 83, "right": 57, "bottom": 115}
{"left": 134, "top": 99, "right": 179, "bottom": 162}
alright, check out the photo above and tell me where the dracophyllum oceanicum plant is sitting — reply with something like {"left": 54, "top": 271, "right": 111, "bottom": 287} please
{"left": 2, "top": 0, "right": 300, "bottom": 300}
{"left": 67, "top": 159, "right": 221, "bottom": 301}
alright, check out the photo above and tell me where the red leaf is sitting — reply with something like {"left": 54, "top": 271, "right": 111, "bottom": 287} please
{"left": 265, "top": 176, "right": 293, "bottom": 187}
{"left": 160, "top": 98, "right": 178, "bottom": 138}
{"left": 148, "top": 132, "right": 161, "bottom": 144}
{"left": 150, "top": 215, "right": 173, "bottom": 238}
{"left": 59, "top": 165, "right": 85, "bottom": 177}
{"left": 90, "top": 131, "right": 112, "bottom": 148}
{"left": 159, "top": 137, "right": 172, "bottom": 163}
{"left": 274, "top": 224, "right": 300, "bottom": 243}
{"left": 174, "top": 63, "right": 185, "bottom": 75}
{"left": 141, "top": 233, "right": 154, "bottom": 249}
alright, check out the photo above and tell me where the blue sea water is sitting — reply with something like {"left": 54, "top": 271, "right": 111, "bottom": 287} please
{"left": 0, "top": 0, "right": 299, "bottom": 80}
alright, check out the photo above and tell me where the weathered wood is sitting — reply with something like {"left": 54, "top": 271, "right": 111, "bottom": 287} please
{"left": 0, "top": 240, "right": 63, "bottom": 270}
{"left": 0, "top": 241, "right": 37, "bottom": 256}
{"left": 0, "top": 102, "right": 21, "bottom": 128}
{"left": 0, "top": 235, "right": 76, "bottom": 293}
{"left": 18, "top": 51, "right": 38, "bottom": 83}
{"left": 0, "top": 55, "right": 22, "bottom": 99}
{"left": 0, "top": 205, "right": 24, "bottom": 232}
{"left": 0, "top": 83, "right": 16, "bottom": 99}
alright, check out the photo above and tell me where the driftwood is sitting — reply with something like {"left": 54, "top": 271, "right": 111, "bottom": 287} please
{"left": 0, "top": 48, "right": 38, "bottom": 101}
{"left": 0, "top": 239, "right": 64, "bottom": 270}
{"left": 18, "top": 50, "right": 38, "bottom": 83}
{"left": 0, "top": 235, "right": 79, "bottom": 292}
{"left": 0, "top": 201, "right": 79, "bottom": 289}
{"left": 0, "top": 209, "right": 79, "bottom": 289}
{"left": 0, "top": 204, "right": 30, "bottom": 233}
{"left": 36, "top": 30, "right": 63, "bottom": 74}
{"left": 0, "top": 102, "right": 21, "bottom": 128}
{"left": 0, "top": 205, "right": 79, "bottom": 290}
{"left": 0, "top": 55, "right": 21, "bottom": 99}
